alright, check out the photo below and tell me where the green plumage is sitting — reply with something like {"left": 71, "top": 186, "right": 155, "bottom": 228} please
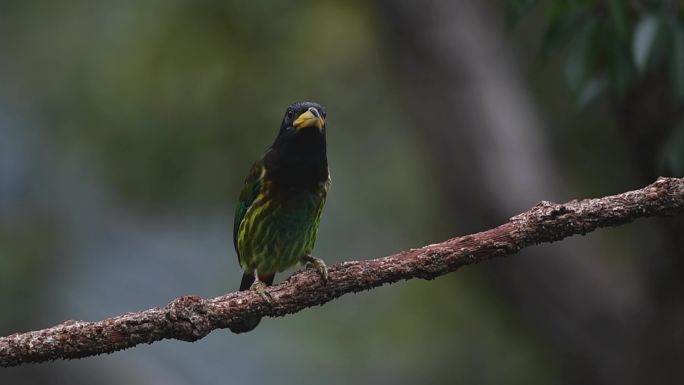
{"left": 234, "top": 159, "right": 329, "bottom": 274}
{"left": 229, "top": 101, "right": 330, "bottom": 333}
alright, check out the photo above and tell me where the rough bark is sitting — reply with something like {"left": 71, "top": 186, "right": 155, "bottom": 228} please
{"left": 0, "top": 177, "right": 682, "bottom": 368}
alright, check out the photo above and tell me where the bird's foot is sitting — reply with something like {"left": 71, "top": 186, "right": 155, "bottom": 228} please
{"left": 250, "top": 279, "right": 273, "bottom": 302}
{"left": 302, "top": 255, "right": 328, "bottom": 284}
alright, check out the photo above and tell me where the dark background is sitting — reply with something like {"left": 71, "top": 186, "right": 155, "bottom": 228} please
{"left": 1, "top": 1, "right": 683, "bottom": 384}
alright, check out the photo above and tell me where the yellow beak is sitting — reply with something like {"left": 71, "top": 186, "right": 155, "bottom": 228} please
{"left": 293, "top": 108, "right": 325, "bottom": 130}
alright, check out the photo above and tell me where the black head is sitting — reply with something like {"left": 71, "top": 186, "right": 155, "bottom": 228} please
{"left": 276, "top": 101, "right": 327, "bottom": 140}
{"left": 266, "top": 101, "right": 328, "bottom": 181}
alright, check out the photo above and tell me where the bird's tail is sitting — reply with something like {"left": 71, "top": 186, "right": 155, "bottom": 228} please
{"left": 228, "top": 271, "right": 275, "bottom": 334}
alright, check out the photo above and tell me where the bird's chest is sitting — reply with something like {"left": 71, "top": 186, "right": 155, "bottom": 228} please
{"left": 268, "top": 179, "right": 329, "bottom": 239}
{"left": 237, "top": 181, "right": 327, "bottom": 273}
{"left": 267, "top": 187, "right": 323, "bottom": 228}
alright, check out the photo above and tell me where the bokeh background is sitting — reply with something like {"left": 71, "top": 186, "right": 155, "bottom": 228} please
{"left": 1, "top": 1, "right": 683, "bottom": 384}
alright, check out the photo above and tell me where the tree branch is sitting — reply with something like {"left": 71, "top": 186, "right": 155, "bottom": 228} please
{"left": 1, "top": 177, "right": 683, "bottom": 367}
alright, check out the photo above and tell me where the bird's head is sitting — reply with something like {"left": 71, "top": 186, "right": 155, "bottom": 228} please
{"left": 269, "top": 101, "right": 328, "bottom": 173}
{"left": 278, "top": 101, "right": 326, "bottom": 137}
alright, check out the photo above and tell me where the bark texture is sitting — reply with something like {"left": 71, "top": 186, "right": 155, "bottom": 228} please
{"left": 1, "top": 177, "right": 683, "bottom": 367}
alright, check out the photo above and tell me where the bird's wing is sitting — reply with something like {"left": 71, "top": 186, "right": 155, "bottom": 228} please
{"left": 233, "top": 157, "right": 265, "bottom": 263}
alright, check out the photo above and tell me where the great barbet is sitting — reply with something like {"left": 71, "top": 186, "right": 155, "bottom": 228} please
{"left": 229, "top": 101, "right": 330, "bottom": 333}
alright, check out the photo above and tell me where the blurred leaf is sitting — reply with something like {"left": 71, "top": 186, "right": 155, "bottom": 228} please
{"left": 564, "top": 17, "right": 597, "bottom": 94}
{"left": 576, "top": 76, "right": 607, "bottom": 107}
{"left": 541, "top": 9, "right": 583, "bottom": 57}
{"left": 547, "top": 0, "right": 586, "bottom": 20}
{"left": 633, "top": 14, "right": 660, "bottom": 71}
{"left": 607, "top": 0, "right": 629, "bottom": 39}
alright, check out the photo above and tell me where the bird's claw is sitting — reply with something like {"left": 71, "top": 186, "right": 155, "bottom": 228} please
{"left": 303, "top": 255, "right": 328, "bottom": 284}
{"left": 250, "top": 279, "right": 273, "bottom": 302}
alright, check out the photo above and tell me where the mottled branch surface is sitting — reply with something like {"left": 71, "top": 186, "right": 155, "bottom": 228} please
{"left": 1, "top": 177, "right": 683, "bottom": 367}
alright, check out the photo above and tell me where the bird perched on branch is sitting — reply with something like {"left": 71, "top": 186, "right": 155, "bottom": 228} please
{"left": 229, "top": 101, "right": 330, "bottom": 334}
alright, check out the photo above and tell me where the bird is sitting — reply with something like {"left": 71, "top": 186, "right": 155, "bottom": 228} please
{"left": 228, "top": 101, "right": 330, "bottom": 334}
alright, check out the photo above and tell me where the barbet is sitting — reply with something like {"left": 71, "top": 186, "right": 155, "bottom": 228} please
{"left": 229, "top": 101, "right": 330, "bottom": 334}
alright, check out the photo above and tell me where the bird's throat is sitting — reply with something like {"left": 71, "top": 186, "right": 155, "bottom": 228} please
{"left": 265, "top": 131, "right": 328, "bottom": 189}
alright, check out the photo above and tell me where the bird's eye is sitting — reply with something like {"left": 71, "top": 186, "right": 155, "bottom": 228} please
{"left": 287, "top": 110, "right": 293, "bottom": 119}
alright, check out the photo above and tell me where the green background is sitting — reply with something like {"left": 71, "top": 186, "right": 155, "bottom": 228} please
{"left": 1, "top": 1, "right": 682, "bottom": 384}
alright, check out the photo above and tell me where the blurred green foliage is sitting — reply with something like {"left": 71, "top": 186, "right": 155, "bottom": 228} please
{"left": 2, "top": 1, "right": 680, "bottom": 383}
{"left": 3, "top": 0, "right": 393, "bottom": 205}
{"left": 507, "top": 0, "right": 684, "bottom": 103}
{"left": 507, "top": 0, "right": 684, "bottom": 175}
